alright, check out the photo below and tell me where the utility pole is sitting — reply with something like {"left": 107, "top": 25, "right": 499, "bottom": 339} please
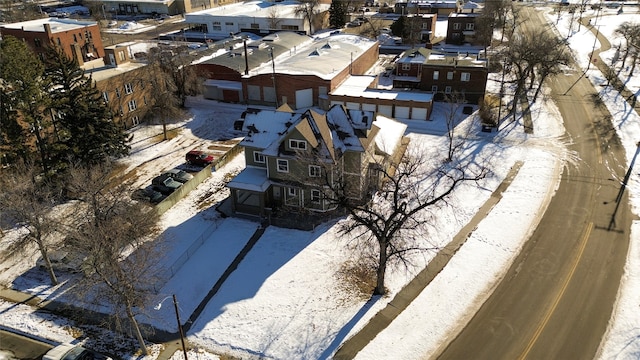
{"left": 173, "top": 294, "right": 189, "bottom": 360}
{"left": 269, "top": 47, "right": 278, "bottom": 108}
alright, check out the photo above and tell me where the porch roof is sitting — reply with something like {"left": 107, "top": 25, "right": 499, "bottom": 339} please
{"left": 227, "top": 167, "right": 270, "bottom": 192}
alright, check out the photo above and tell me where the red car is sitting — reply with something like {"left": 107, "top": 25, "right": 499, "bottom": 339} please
{"left": 186, "top": 150, "right": 214, "bottom": 167}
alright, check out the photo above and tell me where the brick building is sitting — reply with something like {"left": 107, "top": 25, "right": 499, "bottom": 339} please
{"left": 393, "top": 47, "right": 488, "bottom": 103}
{"left": 446, "top": 12, "right": 480, "bottom": 45}
{"left": 84, "top": 42, "right": 156, "bottom": 128}
{"left": 0, "top": 18, "right": 104, "bottom": 66}
{"left": 195, "top": 31, "right": 379, "bottom": 109}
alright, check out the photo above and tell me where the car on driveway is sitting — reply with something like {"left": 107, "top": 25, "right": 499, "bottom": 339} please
{"left": 131, "top": 188, "right": 165, "bottom": 204}
{"left": 186, "top": 150, "right": 214, "bottom": 167}
{"left": 44, "top": 343, "right": 112, "bottom": 360}
{"left": 162, "top": 169, "right": 194, "bottom": 183}
{"left": 152, "top": 174, "right": 182, "bottom": 195}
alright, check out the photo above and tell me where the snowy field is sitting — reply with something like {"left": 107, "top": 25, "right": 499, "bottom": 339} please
{"left": 1, "top": 4, "right": 640, "bottom": 360}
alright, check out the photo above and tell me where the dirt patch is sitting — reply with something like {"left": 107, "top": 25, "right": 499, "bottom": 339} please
{"left": 337, "top": 259, "right": 377, "bottom": 300}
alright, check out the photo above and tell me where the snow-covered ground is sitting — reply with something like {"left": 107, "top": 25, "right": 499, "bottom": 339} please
{"left": 1, "top": 4, "right": 640, "bottom": 360}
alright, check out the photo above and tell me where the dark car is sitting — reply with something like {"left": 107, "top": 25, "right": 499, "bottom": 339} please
{"left": 44, "top": 343, "right": 112, "bottom": 360}
{"left": 132, "top": 188, "right": 165, "bottom": 204}
{"left": 186, "top": 150, "right": 215, "bottom": 167}
{"left": 152, "top": 174, "right": 182, "bottom": 195}
{"left": 162, "top": 169, "right": 194, "bottom": 183}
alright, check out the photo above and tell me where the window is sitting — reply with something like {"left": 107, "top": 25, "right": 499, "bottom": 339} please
{"left": 212, "top": 21, "right": 222, "bottom": 31}
{"left": 57, "top": 38, "right": 61, "bottom": 46}
{"left": 453, "top": 23, "right": 461, "bottom": 30}
{"left": 277, "top": 159, "right": 289, "bottom": 172}
{"left": 119, "top": 106, "right": 124, "bottom": 116}
{"left": 445, "top": 86, "right": 452, "bottom": 94}
{"left": 465, "top": 23, "right": 475, "bottom": 31}
{"left": 287, "top": 187, "right": 297, "bottom": 196}
{"left": 433, "top": 71, "right": 439, "bottom": 80}
{"left": 431, "top": 85, "right": 438, "bottom": 92}
{"left": 251, "top": 23, "right": 260, "bottom": 29}
{"left": 254, "top": 151, "right": 265, "bottom": 163}
{"left": 124, "top": 83, "right": 133, "bottom": 94}
{"left": 422, "top": 23, "right": 430, "bottom": 29}
{"left": 119, "top": 51, "right": 126, "bottom": 61}
{"left": 311, "top": 189, "right": 321, "bottom": 203}
{"left": 115, "top": 88, "right": 121, "bottom": 98}
{"left": 309, "top": 165, "right": 321, "bottom": 177}
{"left": 461, "top": 72, "right": 470, "bottom": 82}
{"left": 402, "top": 63, "right": 411, "bottom": 71}
{"left": 73, "top": 34, "right": 77, "bottom": 42}
{"left": 128, "top": 99, "right": 137, "bottom": 112}
{"left": 102, "top": 91, "right": 109, "bottom": 103}
{"left": 132, "top": 116, "right": 139, "bottom": 126}
{"left": 289, "top": 139, "right": 307, "bottom": 150}
{"left": 282, "top": 25, "right": 299, "bottom": 30}
{"left": 225, "top": 22, "right": 234, "bottom": 26}
{"left": 447, "top": 72, "right": 454, "bottom": 80}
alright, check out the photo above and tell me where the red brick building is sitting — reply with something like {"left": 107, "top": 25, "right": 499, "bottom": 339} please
{"left": 393, "top": 48, "right": 488, "bottom": 103}
{"left": 0, "top": 18, "right": 104, "bottom": 66}
{"left": 446, "top": 13, "right": 480, "bottom": 45}
{"left": 195, "top": 32, "right": 379, "bottom": 109}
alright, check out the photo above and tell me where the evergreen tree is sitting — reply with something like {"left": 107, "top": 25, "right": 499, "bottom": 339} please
{"left": 390, "top": 16, "right": 406, "bottom": 38}
{"left": 329, "top": 0, "right": 348, "bottom": 29}
{"left": 44, "top": 44, "right": 130, "bottom": 167}
{"left": 0, "top": 36, "right": 51, "bottom": 171}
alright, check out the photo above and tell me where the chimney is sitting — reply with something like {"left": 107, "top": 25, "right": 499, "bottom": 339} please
{"left": 43, "top": 23, "right": 52, "bottom": 35}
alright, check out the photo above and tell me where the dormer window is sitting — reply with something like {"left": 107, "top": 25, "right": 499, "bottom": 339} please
{"left": 289, "top": 139, "right": 307, "bottom": 150}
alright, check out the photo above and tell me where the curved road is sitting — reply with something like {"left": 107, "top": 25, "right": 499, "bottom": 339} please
{"left": 436, "top": 7, "right": 632, "bottom": 360}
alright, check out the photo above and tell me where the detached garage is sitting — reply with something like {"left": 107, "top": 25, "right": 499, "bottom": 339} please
{"left": 204, "top": 80, "right": 243, "bottom": 103}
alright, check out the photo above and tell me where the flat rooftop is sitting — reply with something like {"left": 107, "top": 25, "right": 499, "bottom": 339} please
{"left": 0, "top": 17, "right": 96, "bottom": 33}
{"left": 331, "top": 75, "right": 434, "bottom": 102}
{"left": 187, "top": 0, "right": 329, "bottom": 19}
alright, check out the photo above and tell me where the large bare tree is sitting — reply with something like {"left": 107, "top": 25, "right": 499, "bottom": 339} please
{"left": 64, "top": 162, "right": 161, "bottom": 355}
{"left": 294, "top": 0, "right": 321, "bottom": 35}
{"left": 0, "top": 163, "right": 62, "bottom": 285}
{"left": 304, "top": 144, "right": 485, "bottom": 295}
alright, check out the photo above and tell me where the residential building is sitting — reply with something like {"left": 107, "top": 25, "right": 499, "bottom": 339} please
{"left": 83, "top": 42, "right": 156, "bottom": 128}
{"left": 0, "top": 18, "right": 104, "bottom": 65}
{"left": 195, "top": 31, "right": 379, "bottom": 109}
{"left": 404, "top": 14, "right": 437, "bottom": 45}
{"left": 393, "top": 47, "right": 488, "bottom": 103}
{"left": 394, "top": 0, "right": 462, "bottom": 16}
{"left": 184, "top": 0, "right": 330, "bottom": 38}
{"left": 446, "top": 12, "right": 480, "bottom": 45}
{"left": 227, "top": 104, "right": 409, "bottom": 223}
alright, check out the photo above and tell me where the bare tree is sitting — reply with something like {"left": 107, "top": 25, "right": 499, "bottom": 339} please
{"left": 64, "top": 162, "right": 161, "bottom": 355}
{"left": 148, "top": 46, "right": 202, "bottom": 108}
{"left": 613, "top": 22, "right": 640, "bottom": 70}
{"left": 443, "top": 92, "right": 470, "bottom": 162}
{"left": 267, "top": 7, "right": 282, "bottom": 30}
{"left": 0, "top": 163, "right": 62, "bottom": 285}
{"left": 141, "top": 61, "right": 185, "bottom": 141}
{"left": 294, "top": 0, "right": 321, "bottom": 35}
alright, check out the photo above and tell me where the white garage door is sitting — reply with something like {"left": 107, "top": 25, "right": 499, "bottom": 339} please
{"left": 346, "top": 102, "right": 360, "bottom": 110}
{"left": 395, "top": 106, "right": 410, "bottom": 119}
{"left": 362, "top": 103, "right": 377, "bottom": 112}
{"left": 296, "top": 88, "right": 314, "bottom": 109}
{"left": 411, "top": 107, "right": 428, "bottom": 120}
{"left": 378, "top": 105, "right": 393, "bottom": 117}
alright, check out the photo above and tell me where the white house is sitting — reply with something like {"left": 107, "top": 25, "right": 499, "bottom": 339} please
{"left": 184, "top": 0, "right": 329, "bottom": 38}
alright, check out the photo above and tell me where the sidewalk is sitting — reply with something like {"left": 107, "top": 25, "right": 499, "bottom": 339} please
{"left": 333, "top": 161, "right": 524, "bottom": 359}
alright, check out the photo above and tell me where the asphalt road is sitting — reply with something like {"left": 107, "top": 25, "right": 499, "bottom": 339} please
{"left": 0, "top": 329, "right": 52, "bottom": 360}
{"left": 435, "top": 6, "right": 632, "bottom": 360}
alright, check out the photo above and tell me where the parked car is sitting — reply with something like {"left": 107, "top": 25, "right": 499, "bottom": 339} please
{"left": 131, "top": 188, "right": 165, "bottom": 204}
{"left": 44, "top": 343, "right": 112, "bottom": 360}
{"left": 37, "top": 250, "right": 85, "bottom": 274}
{"left": 162, "top": 169, "right": 194, "bottom": 183}
{"left": 152, "top": 174, "right": 182, "bottom": 195}
{"left": 186, "top": 150, "right": 215, "bottom": 167}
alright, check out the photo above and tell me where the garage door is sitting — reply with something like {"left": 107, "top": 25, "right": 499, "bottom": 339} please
{"left": 411, "top": 107, "right": 428, "bottom": 120}
{"left": 296, "top": 88, "right": 314, "bottom": 109}
{"left": 395, "top": 106, "right": 410, "bottom": 119}
{"left": 346, "top": 102, "right": 360, "bottom": 110}
{"left": 362, "top": 103, "right": 377, "bottom": 112}
{"left": 378, "top": 105, "right": 392, "bottom": 117}
{"left": 247, "top": 85, "right": 260, "bottom": 101}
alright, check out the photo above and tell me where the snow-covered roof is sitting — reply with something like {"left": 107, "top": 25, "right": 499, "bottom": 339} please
{"left": 331, "top": 75, "right": 434, "bottom": 103}
{"left": 187, "top": 0, "right": 329, "bottom": 19}
{"left": 0, "top": 17, "right": 96, "bottom": 33}
{"left": 372, "top": 116, "right": 408, "bottom": 156}
{"left": 200, "top": 32, "right": 378, "bottom": 80}
{"left": 227, "top": 166, "right": 271, "bottom": 192}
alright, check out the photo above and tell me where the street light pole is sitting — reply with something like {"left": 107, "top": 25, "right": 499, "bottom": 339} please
{"left": 173, "top": 294, "right": 188, "bottom": 360}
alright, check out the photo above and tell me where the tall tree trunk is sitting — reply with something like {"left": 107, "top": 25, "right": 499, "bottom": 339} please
{"left": 126, "top": 300, "right": 148, "bottom": 355}
{"left": 37, "top": 239, "right": 58, "bottom": 286}
{"left": 375, "top": 240, "right": 388, "bottom": 295}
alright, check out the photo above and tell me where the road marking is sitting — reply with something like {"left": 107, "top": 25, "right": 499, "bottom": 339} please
{"left": 517, "top": 222, "right": 593, "bottom": 360}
